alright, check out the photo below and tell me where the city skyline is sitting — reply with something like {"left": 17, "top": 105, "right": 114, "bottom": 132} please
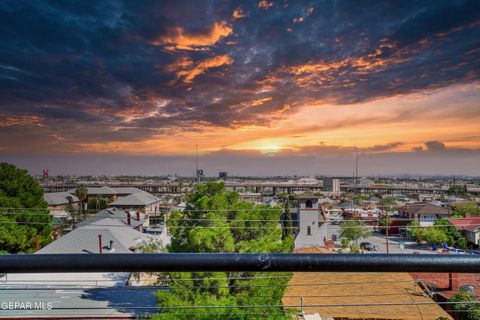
{"left": 1, "top": 1, "right": 480, "bottom": 175}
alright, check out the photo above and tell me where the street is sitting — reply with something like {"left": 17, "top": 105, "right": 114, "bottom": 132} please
{"left": 326, "top": 223, "right": 437, "bottom": 254}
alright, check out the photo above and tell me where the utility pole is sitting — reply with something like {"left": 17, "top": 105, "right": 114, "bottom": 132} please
{"left": 385, "top": 211, "right": 390, "bottom": 254}
{"left": 355, "top": 147, "right": 358, "bottom": 193}
{"left": 195, "top": 144, "right": 200, "bottom": 184}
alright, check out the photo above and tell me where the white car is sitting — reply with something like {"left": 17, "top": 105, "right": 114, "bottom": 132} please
{"left": 449, "top": 248, "right": 466, "bottom": 255}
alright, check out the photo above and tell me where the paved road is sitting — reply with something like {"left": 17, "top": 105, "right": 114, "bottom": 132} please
{"left": 326, "top": 223, "right": 437, "bottom": 254}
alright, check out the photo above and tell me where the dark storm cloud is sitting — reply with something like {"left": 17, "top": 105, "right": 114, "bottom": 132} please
{"left": 0, "top": 0, "right": 479, "bottom": 150}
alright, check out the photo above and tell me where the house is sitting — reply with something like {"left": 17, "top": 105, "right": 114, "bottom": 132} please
{"left": 239, "top": 192, "right": 264, "bottom": 203}
{"left": 294, "top": 193, "right": 327, "bottom": 249}
{"left": 43, "top": 191, "right": 79, "bottom": 219}
{"left": 76, "top": 207, "right": 149, "bottom": 232}
{"left": 0, "top": 217, "right": 160, "bottom": 318}
{"left": 78, "top": 186, "right": 119, "bottom": 202}
{"left": 399, "top": 202, "right": 450, "bottom": 226}
{"left": 411, "top": 272, "right": 480, "bottom": 319}
{"left": 448, "top": 215, "right": 480, "bottom": 247}
{"left": 66, "top": 186, "right": 153, "bottom": 205}
{"left": 40, "top": 217, "right": 146, "bottom": 254}
{"left": 282, "top": 247, "right": 452, "bottom": 320}
{"left": 109, "top": 191, "right": 161, "bottom": 215}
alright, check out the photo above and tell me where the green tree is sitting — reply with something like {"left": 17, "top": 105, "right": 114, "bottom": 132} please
{"left": 447, "top": 185, "right": 469, "bottom": 196}
{"left": 74, "top": 184, "right": 88, "bottom": 220}
{"left": 449, "top": 289, "right": 480, "bottom": 320}
{"left": 353, "top": 195, "right": 368, "bottom": 205}
{"left": 406, "top": 220, "right": 421, "bottom": 239}
{"left": 281, "top": 197, "right": 294, "bottom": 244}
{"left": 378, "top": 215, "right": 391, "bottom": 234}
{"left": 421, "top": 227, "right": 448, "bottom": 245}
{"left": 339, "top": 220, "right": 371, "bottom": 245}
{"left": 75, "top": 185, "right": 88, "bottom": 211}
{"left": 379, "top": 197, "right": 397, "bottom": 211}
{"left": 451, "top": 203, "right": 480, "bottom": 217}
{"left": 433, "top": 219, "right": 467, "bottom": 248}
{"left": 156, "top": 182, "right": 293, "bottom": 320}
{"left": 0, "top": 163, "right": 52, "bottom": 253}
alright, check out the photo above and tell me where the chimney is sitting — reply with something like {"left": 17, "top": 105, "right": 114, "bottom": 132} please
{"left": 35, "top": 234, "right": 39, "bottom": 252}
{"left": 136, "top": 212, "right": 140, "bottom": 221}
{"left": 109, "top": 240, "right": 113, "bottom": 250}
{"left": 449, "top": 273, "right": 459, "bottom": 290}
{"left": 98, "top": 234, "right": 103, "bottom": 254}
{"left": 127, "top": 213, "right": 131, "bottom": 225}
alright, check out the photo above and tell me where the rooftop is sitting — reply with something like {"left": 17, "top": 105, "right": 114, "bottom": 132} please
{"left": 448, "top": 216, "right": 480, "bottom": 232}
{"left": 110, "top": 191, "right": 160, "bottom": 206}
{"left": 44, "top": 191, "right": 79, "bottom": 205}
{"left": 76, "top": 207, "right": 146, "bottom": 229}
{"left": 282, "top": 247, "right": 452, "bottom": 320}
{"left": 400, "top": 202, "right": 450, "bottom": 215}
{"left": 411, "top": 272, "right": 480, "bottom": 300}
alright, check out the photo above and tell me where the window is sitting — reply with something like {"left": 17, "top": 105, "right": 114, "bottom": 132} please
{"left": 305, "top": 200, "right": 313, "bottom": 208}
{"left": 307, "top": 226, "right": 311, "bottom": 236}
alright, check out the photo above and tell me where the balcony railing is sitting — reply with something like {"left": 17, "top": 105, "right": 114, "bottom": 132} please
{"left": 1, "top": 253, "right": 479, "bottom": 273}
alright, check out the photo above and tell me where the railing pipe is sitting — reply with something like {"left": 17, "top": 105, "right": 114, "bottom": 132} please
{"left": 1, "top": 253, "right": 480, "bottom": 274}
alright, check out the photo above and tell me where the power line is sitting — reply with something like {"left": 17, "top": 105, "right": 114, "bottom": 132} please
{"left": 6, "top": 300, "right": 477, "bottom": 310}
{"left": 3, "top": 273, "right": 480, "bottom": 283}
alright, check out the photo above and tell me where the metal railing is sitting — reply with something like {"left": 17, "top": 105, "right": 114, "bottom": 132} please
{"left": 1, "top": 253, "right": 480, "bottom": 273}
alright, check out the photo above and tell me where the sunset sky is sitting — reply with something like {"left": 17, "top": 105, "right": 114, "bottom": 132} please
{"left": 1, "top": 1, "right": 480, "bottom": 176}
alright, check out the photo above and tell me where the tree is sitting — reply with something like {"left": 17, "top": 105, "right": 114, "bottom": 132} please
{"left": 74, "top": 185, "right": 88, "bottom": 220}
{"left": 379, "top": 197, "right": 397, "bottom": 211}
{"left": 421, "top": 227, "right": 448, "bottom": 245}
{"left": 353, "top": 195, "right": 368, "bottom": 205}
{"left": 449, "top": 289, "right": 480, "bottom": 320}
{"left": 156, "top": 182, "right": 293, "bottom": 320}
{"left": 433, "top": 219, "right": 467, "bottom": 248}
{"left": 0, "top": 162, "right": 52, "bottom": 253}
{"left": 378, "top": 215, "right": 391, "bottom": 234}
{"left": 451, "top": 203, "right": 480, "bottom": 217}
{"left": 340, "top": 220, "right": 371, "bottom": 245}
{"left": 282, "top": 197, "right": 294, "bottom": 244}
{"left": 406, "top": 220, "right": 421, "bottom": 239}
{"left": 409, "top": 219, "right": 467, "bottom": 248}
{"left": 447, "top": 185, "right": 469, "bottom": 196}
{"left": 87, "top": 197, "right": 108, "bottom": 212}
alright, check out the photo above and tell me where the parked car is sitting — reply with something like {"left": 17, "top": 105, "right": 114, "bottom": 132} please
{"left": 360, "top": 242, "right": 374, "bottom": 251}
{"left": 449, "top": 248, "right": 466, "bottom": 255}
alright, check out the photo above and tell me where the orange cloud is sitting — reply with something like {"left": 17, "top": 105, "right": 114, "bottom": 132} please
{"left": 233, "top": 8, "right": 246, "bottom": 19}
{"left": 167, "top": 55, "right": 234, "bottom": 83}
{"left": 164, "top": 56, "right": 193, "bottom": 73}
{"left": 150, "top": 21, "right": 232, "bottom": 51}
{"left": 258, "top": 1, "right": 273, "bottom": 9}
{"left": 0, "top": 114, "right": 44, "bottom": 127}
{"left": 248, "top": 97, "right": 272, "bottom": 106}
{"left": 115, "top": 99, "right": 170, "bottom": 123}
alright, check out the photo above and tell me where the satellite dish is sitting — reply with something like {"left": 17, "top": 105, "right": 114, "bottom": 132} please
{"left": 460, "top": 285, "right": 475, "bottom": 293}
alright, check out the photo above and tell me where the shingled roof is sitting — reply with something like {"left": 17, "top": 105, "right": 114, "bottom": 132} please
{"left": 282, "top": 247, "right": 452, "bottom": 320}
{"left": 400, "top": 202, "right": 449, "bottom": 215}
